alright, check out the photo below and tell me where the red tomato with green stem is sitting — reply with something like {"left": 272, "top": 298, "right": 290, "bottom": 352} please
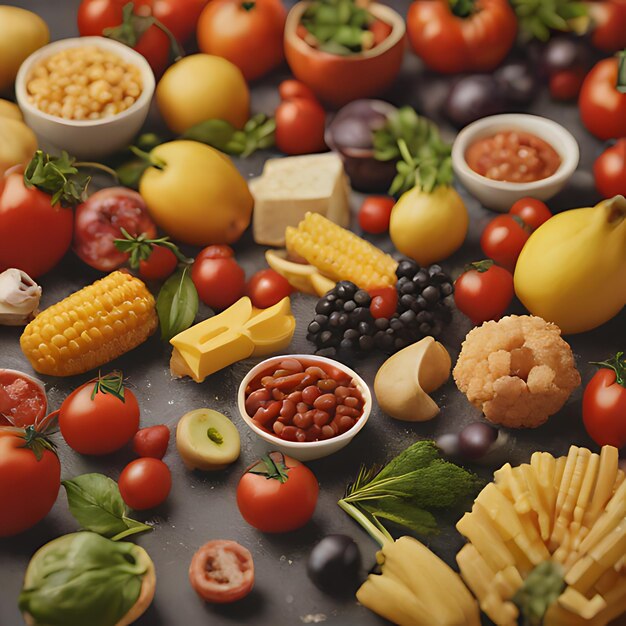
{"left": 138, "top": 245, "right": 178, "bottom": 280}
{"left": 197, "top": 0, "right": 286, "bottom": 81}
{"left": 237, "top": 452, "right": 319, "bottom": 532}
{"left": 454, "top": 260, "right": 514, "bottom": 325}
{"left": 132, "top": 425, "right": 170, "bottom": 459}
{"left": 594, "top": 139, "right": 626, "bottom": 198}
{"left": 59, "top": 371, "right": 140, "bottom": 456}
{"left": 0, "top": 167, "right": 73, "bottom": 278}
{"left": 119, "top": 457, "right": 172, "bottom": 510}
{"left": 191, "top": 245, "right": 246, "bottom": 310}
{"left": 358, "top": 196, "right": 395, "bottom": 234}
{"left": 509, "top": 197, "right": 552, "bottom": 231}
{"left": 246, "top": 269, "right": 292, "bottom": 309}
{"left": 583, "top": 352, "right": 626, "bottom": 448}
{"left": 406, "top": 0, "right": 517, "bottom": 74}
{"left": 0, "top": 426, "right": 60, "bottom": 537}
{"left": 275, "top": 97, "right": 326, "bottom": 156}
{"left": 480, "top": 215, "right": 530, "bottom": 272}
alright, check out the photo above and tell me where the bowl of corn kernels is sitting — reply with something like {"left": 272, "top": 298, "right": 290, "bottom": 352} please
{"left": 16, "top": 36, "right": 154, "bottom": 159}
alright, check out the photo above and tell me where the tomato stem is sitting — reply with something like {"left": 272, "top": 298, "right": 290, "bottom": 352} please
{"left": 241, "top": 1, "right": 256, "bottom": 10}
{"left": 466, "top": 259, "right": 494, "bottom": 273}
{"left": 590, "top": 352, "right": 626, "bottom": 387}
{"left": 74, "top": 161, "right": 119, "bottom": 181}
{"left": 449, "top": 0, "right": 475, "bottom": 18}
{"left": 617, "top": 50, "right": 626, "bottom": 94}
{"left": 129, "top": 145, "right": 166, "bottom": 170}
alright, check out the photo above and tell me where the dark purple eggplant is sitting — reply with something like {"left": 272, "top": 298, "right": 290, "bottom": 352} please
{"left": 540, "top": 35, "right": 589, "bottom": 76}
{"left": 494, "top": 60, "right": 538, "bottom": 107}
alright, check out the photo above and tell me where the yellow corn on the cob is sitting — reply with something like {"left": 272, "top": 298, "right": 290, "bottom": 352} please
{"left": 285, "top": 212, "right": 398, "bottom": 289}
{"left": 20, "top": 271, "right": 158, "bottom": 377}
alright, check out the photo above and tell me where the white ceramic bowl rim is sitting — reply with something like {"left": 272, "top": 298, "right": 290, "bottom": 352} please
{"left": 0, "top": 368, "right": 47, "bottom": 410}
{"left": 285, "top": 2, "right": 406, "bottom": 61}
{"left": 451, "top": 113, "right": 580, "bottom": 191}
{"left": 15, "top": 36, "right": 155, "bottom": 128}
{"left": 237, "top": 354, "right": 372, "bottom": 450}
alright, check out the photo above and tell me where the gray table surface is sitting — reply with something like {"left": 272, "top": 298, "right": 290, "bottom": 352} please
{"left": 1, "top": 1, "right": 624, "bottom": 625}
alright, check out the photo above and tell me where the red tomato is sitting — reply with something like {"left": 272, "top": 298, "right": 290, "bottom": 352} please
{"left": 59, "top": 372, "right": 140, "bottom": 455}
{"left": 0, "top": 427, "right": 60, "bottom": 537}
{"left": 139, "top": 245, "right": 178, "bottom": 280}
{"left": 118, "top": 458, "right": 172, "bottom": 510}
{"left": 189, "top": 540, "right": 255, "bottom": 603}
{"left": 579, "top": 56, "right": 626, "bottom": 141}
{"left": 480, "top": 215, "right": 530, "bottom": 272}
{"left": 77, "top": 0, "right": 207, "bottom": 75}
{"left": 237, "top": 452, "right": 319, "bottom": 532}
{"left": 358, "top": 196, "right": 395, "bottom": 234}
{"left": 74, "top": 188, "right": 157, "bottom": 272}
{"left": 583, "top": 353, "right": 626, "bottom": 448}
{"left": 197, "top": 0, "right": 286, "bottom": 81}
{"left": 192, "top": 246, "right": 245, "bottom": 310}
{"left": 0, "top": 370, "right": 47, "bottom": 428}
{"left": 509, "top": 198, "right": 552, "bottom": 231}
{"left": 588, "top": 0, "right": 626, "bottom": 53}
{"left": 454, "top": 260, "right": 514, "bottom": 325}
{"left": 594, "top": 139, "right": 626, "bottom": 198}
{"left": 132, "top": 425, "right": 170, "bottom": 459}
{"left": 275, "top": 98, "right": 326, "bottom": 156}
{"left": 406, "top": 0, "right": 517, "bottom": 73}
{"left": 246, "top": 269, "right": 292, "bottom": 309}
{"left": 279, "top": 79, "right": 316, "bottom": 101}
{"left": 549, "top": 68, "right": 585, "bottom": 101}
{"left": 0, "top": 168, "right": 73, "bottom": 278}
{"left": 369, "top": 287, "right": 398, "bottom": 320}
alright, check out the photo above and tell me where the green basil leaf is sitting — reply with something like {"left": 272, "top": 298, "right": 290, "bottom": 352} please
{"left": 19, "top": 532, "right": 146, "bottom": 626}
{"left": 156, "top": 265, "right": 199, "bottom": 341}
{"left": 115, "top": 159, "right": 149, "bottom": 190}
{"left": 62, "top": 473, "right": 152, "bottom": 539}
{"left": 182, "top": 119, "right": 237, "bottom": 151}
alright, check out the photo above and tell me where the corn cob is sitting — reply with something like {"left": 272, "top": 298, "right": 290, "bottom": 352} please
{"left": 285, "top": 212, "right": 397, "bottom": 289}
{"left": 20, "top": 271, "right": 158, "bottom": 377}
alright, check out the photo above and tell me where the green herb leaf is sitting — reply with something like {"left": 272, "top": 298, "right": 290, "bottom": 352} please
{"left": 114, "top": 228, "right": 193, "bottom": 269}
{"left": 156, "top": 265, "right": 199, "bottom": 341}
{"left": 513, "top": 561, "right": 565, "bottom": 626}
{"left": 511, "top": 0, "right": 588, "bottom": 41}
{"left": 62, "top": 473, "right": 152, "bottom": 539}
{"left": 362, "top": 498, "right": 438, "bottom": 535}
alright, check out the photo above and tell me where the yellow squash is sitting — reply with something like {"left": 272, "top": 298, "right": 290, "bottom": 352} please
{"left": 514, "top": 196, "right": 626, "bottom": 334}
{"left": 0, "top": 100, "right": 37, "bottom": 175}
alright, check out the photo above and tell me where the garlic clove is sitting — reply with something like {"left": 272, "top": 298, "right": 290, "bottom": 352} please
{"left": 0, "top": 268, "right": 42, "bottom": 325}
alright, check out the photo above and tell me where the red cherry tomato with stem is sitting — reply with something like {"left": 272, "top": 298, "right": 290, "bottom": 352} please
{"left": 368, "top": 287, "right": 398, "bottom": 319}
{"left": 509, "top": 197, "right": 552, "bottom": 231}
{"left": 119, "top": 457, "right": 172, "bottom": 510}
{"left": 358, "top": 196, "right": 395, "bottom": 234}
{"left": 454, "top": 260, "right": 514, "bottom": 325}
{"left": 139, "top": 245, "right": 178, "bottom": 280}
{"left": 275, "top": 97, "right": 326, "bottom": 156}
{"left": 278, "top": 79, "right": 316, "bottom": 101}
{"left": 192, "top": 245, "right": 245, "bottom": 310}
{"left": 480, "top": 215, "right": 530, "bottom": 272}
{"left": 583, "top": 353, "right": 626, "bottom": 448}
{"left": 593, "top": 139, "right": 626, "bottom": 198}
{"left": 246, "top": 269, "right": 292, "bottom": 309}
{"left": 132, "top": 425, "right": 170, "bottom": 459}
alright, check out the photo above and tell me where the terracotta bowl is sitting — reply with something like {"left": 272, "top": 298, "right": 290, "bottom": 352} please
{"left": 284, "top": 2, "right": 405, "bottom": 108}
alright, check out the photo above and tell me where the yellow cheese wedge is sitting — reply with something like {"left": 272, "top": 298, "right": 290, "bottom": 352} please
{"left": 169, "top": 297, "right": 295, "bottom": 382}
{"left": 265, "top": 249, "right": 335, "bottom": 296}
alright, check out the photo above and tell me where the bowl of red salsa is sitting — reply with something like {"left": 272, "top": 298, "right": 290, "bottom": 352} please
{"left": 451, "top": 114, "right": 579, "bottom": 211}
{"left": 238, "top": 354, "right": 372, "bottom": 461}
{"left": 0, "top": 369, "right": 47, "bottom": 428}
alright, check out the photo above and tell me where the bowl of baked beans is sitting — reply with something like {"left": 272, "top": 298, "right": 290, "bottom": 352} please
{"left": 16, "top": 37, "right": 154, "bottom": 159}
{"left": 451, "top": 114, "right": 579, "bottom": 212}
{"left": 238, "top": 355, "right": 372, "bottom": 461}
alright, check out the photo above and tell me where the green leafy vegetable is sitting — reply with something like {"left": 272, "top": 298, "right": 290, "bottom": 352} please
{"left": 513, "top": 561, "right": 565, "bottom": 626}
{"left": 19, "top": 532, "right": 147, "bottom": 626}
{"left": 62, "top": 473, "right": 152, "bottom": 540}
{"left": 338, "top": 440, "right": 479, "bottom": 546}
{"left": 156, "top": 265, "right": 199, "bottom": 341}
{"left": 114, "top": 227, "right": 193, "bottom": 269}
{"left": 510, "top": 0, "right": 587, "bottom": 41}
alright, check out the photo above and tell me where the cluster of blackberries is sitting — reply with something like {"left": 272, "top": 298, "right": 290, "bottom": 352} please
{"left": 306, "top": 260, "right": 455, "bottom": 359}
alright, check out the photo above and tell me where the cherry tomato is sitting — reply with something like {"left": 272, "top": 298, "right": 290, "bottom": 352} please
{"left": 189, "top": 540, "right": 254, "bottom": 603}
{"left": 246, "top": 269, "right": 292, "bottom": 309}
{"left": 237, "top": 452, "right": 319, "bottom": 532}
{"left": 588, "top": 0, "right": 626, "bottom": 53}
{"left": 139, "top": 245, "right": 178, "bottom": 281}
{"left": 509, "top": 198, "right": 552, "bottom": 231}
{"left": 275, "top": 98, "right": 326, "bottom": 156}
{"left": 358, "top": 196, "right": 395, "bottom": 234}
{"left": 278, "top": 79, "right": 316, "bottom": 101}
{"left": 191, "top": 245, "right": 245, "bottom": 310}
{"left": 118, "top": 457, "right": 172, "bottom": 510}
{"left": 59, "top": 372, "right": 140, "bottom": 456}
{"left": 583, "top": 353, "right": 626, "bottom": 448}
{"left": 369, "top": 287, "right": 398, "bottom": 320}
{"left": 594, "top": 139, "right": 626, "bottom": 198}
{"left": 0, "top": 427, "right": 60, "bottom": 537}
{"left": 74, "top": 188, "right": 157, "bottom": 272}
{"left": 579, "top": 55, "right": 626, "bottom": 141}
{"left": 480, "top": 215, "right": 529, "bottom": 272}
{"left": 454, "top": 260, "right": 514, "bottom": 325}
{"left": 197, "top": 0, "right": 286, "bottom": 81}
{"left": 132, "top": 425, "right": 170, "bottom": 459}
{"left": 406, "top": 0, "right": 517, "bottom": 74}
{"left": 549, "top": 68, "right": 585, "bottom": 101}
{"left": 0, "top": 369, "right": 47, "bottom": 428}
{"left": 0, "top": 167, "right": 73, "bottom": 278}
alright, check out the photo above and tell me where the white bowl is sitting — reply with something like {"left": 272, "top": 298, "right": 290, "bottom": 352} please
{"left": 451, "top": 114, "right": 580, "bottom": 212}
{"left": 237, "top": 354, "right": 372, "bottom": 461}
{"left": 16, "top": 36, "right": 155, "bottom": 160}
